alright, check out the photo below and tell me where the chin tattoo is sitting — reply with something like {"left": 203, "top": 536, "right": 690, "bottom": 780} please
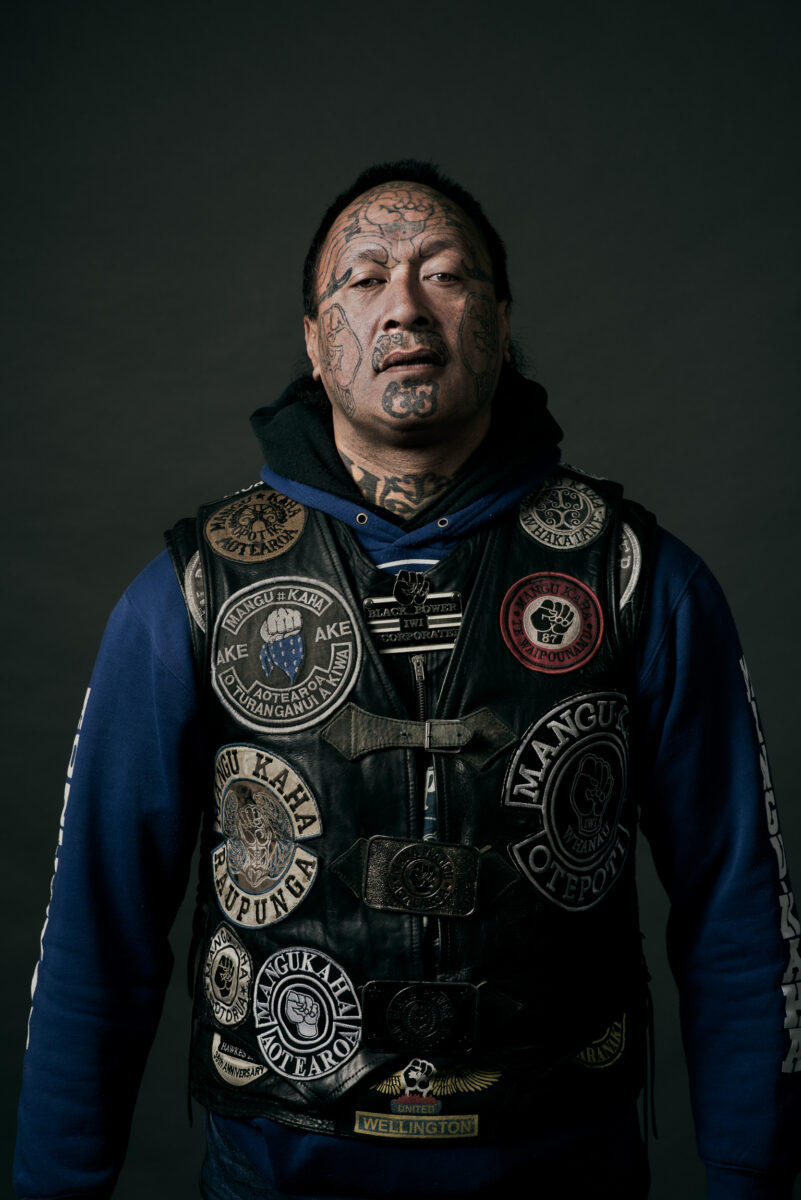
{"left": 381, "top": 380, "right": 440, "bottom": 420}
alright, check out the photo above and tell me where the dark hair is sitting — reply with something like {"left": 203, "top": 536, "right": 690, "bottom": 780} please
{"left": 302, "top": 159, "right": 511, "bottom": 317}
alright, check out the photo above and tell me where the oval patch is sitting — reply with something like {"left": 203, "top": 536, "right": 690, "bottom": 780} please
{"left": 500, "top": 573, "right": 603, "bottom": 674}
{"left": 211, "top": 745, "right": 322, "bottom": 928}
{"left": 519, "top": 477, "right": 608, "bottom": 550}
{"left": 205, "top": 487, "right": 307, "bottom": 563}
{"left": 204, "top": 924, "right": 253, "bottom": 1027}
{"left": 253, "top": 946, "right": 361, "bottom": 1081}
{"left": 212, "top": 1032, "right": 270, "bottom": 1087}
{"left": 503, "top": 691, "right": 631, "bottom": 910}
{"left": 212, "top": 577, "right": 362, "bottom": 733}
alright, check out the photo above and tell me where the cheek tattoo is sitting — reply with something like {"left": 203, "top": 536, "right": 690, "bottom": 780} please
{"left": 458, "top": 292, "right": 500, "bottom": 408}
{"left": 320, "top": 303, "right": 362, "bottom": 417}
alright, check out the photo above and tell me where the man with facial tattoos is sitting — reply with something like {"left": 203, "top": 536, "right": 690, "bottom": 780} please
{"left": 16, "top": 162, "right": 801, "bottom": 1199}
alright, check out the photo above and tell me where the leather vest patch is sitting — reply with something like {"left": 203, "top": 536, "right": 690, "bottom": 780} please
{"left": 618, "top": 523, "right": 641, "bottom": 609}
{"left": 354, "top": 1059, "right": 501, "bottom": 1139}
{"left": 204, "top": 487, "right": 307, "bottom": 563}
{"left": 212, "top": 745, "right": 322, "bottom": 928}
{"left": 363, "top": 570, "right": 463, "bottom": 654}
{"left": 184, "top": 550, "right": 206, "bottom": 631}
{"left": 211, "top": 1033, "right": 269, "bottom": 1087}
{"left": 211, "top": 577, "right": 362, "bottom": 733}
{"left": 574, "top": 1015, "right": 626, "bottom": 1069}
{"left": 503, "top": 691, "right": 630, "bottom": 910}
{"left": 204, "top": 924, "right": 253, "bottom": 1027}
{"left": 253, "top": 947, "right": 361, "bottom": 1081}
{"left": 519, "top": 476, "right": 608, "bottom": 550}
{"left": 500, "top": 573, "right": 603, "bottom": 674}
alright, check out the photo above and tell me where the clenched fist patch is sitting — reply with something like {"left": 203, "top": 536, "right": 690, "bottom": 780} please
{"left": 500, "top": 573, "right": 603, "bottom": 674}
{"left": 211, "top": 577, "right": 362, "bottom": 733}
{"left": 253, "top": 947, "right": 361, "bottom": 1080}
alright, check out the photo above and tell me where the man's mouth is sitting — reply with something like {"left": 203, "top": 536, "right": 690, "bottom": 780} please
{"left": 372, "top": 333, "right": 449, "bottom": 373}
{"left": 378, "top": 350, "right": 445, "bottom": 372}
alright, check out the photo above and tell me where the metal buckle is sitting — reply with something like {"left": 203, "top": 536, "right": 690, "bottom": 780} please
{"left": 424, "top": 719, "right": 465, "bottom": 752}
{"left": 361, "top": 980, "right": 479, "bottom": 1054}
{"left": 362, "top": 836, "right": 479, "bottom": 917}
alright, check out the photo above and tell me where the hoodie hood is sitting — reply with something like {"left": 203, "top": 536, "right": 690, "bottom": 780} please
{"left": 250, "top": 367, "right": 563, "bottom": 531}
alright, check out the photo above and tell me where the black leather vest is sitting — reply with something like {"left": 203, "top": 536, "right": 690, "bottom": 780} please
{"left": 166, "top": 467, "right": 656, "bottom": 1143}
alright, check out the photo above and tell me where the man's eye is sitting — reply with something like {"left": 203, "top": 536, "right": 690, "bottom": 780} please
{"left": 428, "top": 272, "right": 459, "bottom": 282}
{"left": 352, "top": 277, "right": 382, "bottom": 289}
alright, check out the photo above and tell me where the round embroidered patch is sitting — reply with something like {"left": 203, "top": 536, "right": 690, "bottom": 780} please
{"left": 184, "top": 550, "right": 206, "bottom": 632}
{"left": 503, "top": 691, "right": 631, "bottom": 910}
{"left": 205, "top": 487, "right": 307, "bottom": 563}
{"left": 211, "top": 577, "right": 362, "bottom": 733}
{"left": 519, "top": 477, "right": 607, "bottom": 550}
{"left": 204, "top": 924, "right": 253, "bottom": 1027}
{"left": 253, "top": 947, "right": 361, "bottom": 1080}
{"left": 212, "top": 745, "right": 322, "bottom": 928}
{"left": 500, "top": 573, "right": 603, "bottom": 674}
{"left": 211, "top": 1032, "right": 270, "bottom": 1087}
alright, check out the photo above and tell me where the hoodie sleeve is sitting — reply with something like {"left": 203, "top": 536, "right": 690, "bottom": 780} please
{"left": 14, "top": 551, "right": 205, "bottom": 1200}
{"left": 633, "top": 530, "right": 801, "bottom": 1199}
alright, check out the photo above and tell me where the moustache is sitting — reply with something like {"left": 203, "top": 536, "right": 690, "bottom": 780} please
{"left": 371, "top": 331, "right": 449, "bottom": 373}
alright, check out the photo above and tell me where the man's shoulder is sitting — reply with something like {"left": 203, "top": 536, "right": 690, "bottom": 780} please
{"left": 124, "top": 549, "right": 185, "bottom": 615}
{"left": 545, "top": 466, "right": 733, "bottom": 654}
{"left": 111, "top": 550, "right": 195, "bottom": 686}
{"left": 636, "top": 524, "right": 742, "bottom": 688}
{"left": 168, "top": 478, "right": 268, "bottom": 531}
{"left": 651, "top": 525, "right": 705, "bottom": 583}
{"left": 549, "top": 463, "right": 705, "bottom": 581}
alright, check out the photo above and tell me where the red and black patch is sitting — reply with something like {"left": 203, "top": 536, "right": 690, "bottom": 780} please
{"left": 500, "top": 573, "right": 603, "bottom": 674}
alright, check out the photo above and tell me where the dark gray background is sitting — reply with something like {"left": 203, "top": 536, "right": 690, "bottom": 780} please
{"left": 4, "top": 1, "right": 800, "bottom": 1196}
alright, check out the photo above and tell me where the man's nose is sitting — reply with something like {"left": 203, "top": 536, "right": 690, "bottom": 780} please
{"left": 381, "top": 271, "right": 431, "bottom": 329}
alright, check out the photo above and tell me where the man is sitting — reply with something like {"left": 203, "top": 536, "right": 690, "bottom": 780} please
{"left": 15, "top": 161, "right": 801, "bottom": 1198}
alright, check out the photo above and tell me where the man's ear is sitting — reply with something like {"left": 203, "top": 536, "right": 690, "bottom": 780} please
{"left": 304, "top": 315, "right": 322, "bottom": 381}
{"left": 498, "top": 300, "right": 512, "bottom": 363}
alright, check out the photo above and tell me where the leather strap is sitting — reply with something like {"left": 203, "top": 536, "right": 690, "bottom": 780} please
{"left": 321, "top": 704, "right": 516, "bottom": 771}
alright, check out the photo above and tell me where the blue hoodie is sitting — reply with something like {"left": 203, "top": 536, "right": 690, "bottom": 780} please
{"left": 15, "top": 380, "right": 801, "bottom": 1198}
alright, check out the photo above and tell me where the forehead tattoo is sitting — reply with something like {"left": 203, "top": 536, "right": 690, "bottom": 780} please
{"left": 315, "top": 182, "right": 493, "bottom": 307}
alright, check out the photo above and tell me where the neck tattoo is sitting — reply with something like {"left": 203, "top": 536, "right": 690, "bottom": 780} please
{"left": 339, "top": 450, "right": 452, "bottom": 520}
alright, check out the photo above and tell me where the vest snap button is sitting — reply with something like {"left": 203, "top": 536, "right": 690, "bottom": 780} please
{"left": 437, "top": 517, "right": 449, "bottom": 528}
{"left": 356, "top": 513, "right": 369, "bottom": 525}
